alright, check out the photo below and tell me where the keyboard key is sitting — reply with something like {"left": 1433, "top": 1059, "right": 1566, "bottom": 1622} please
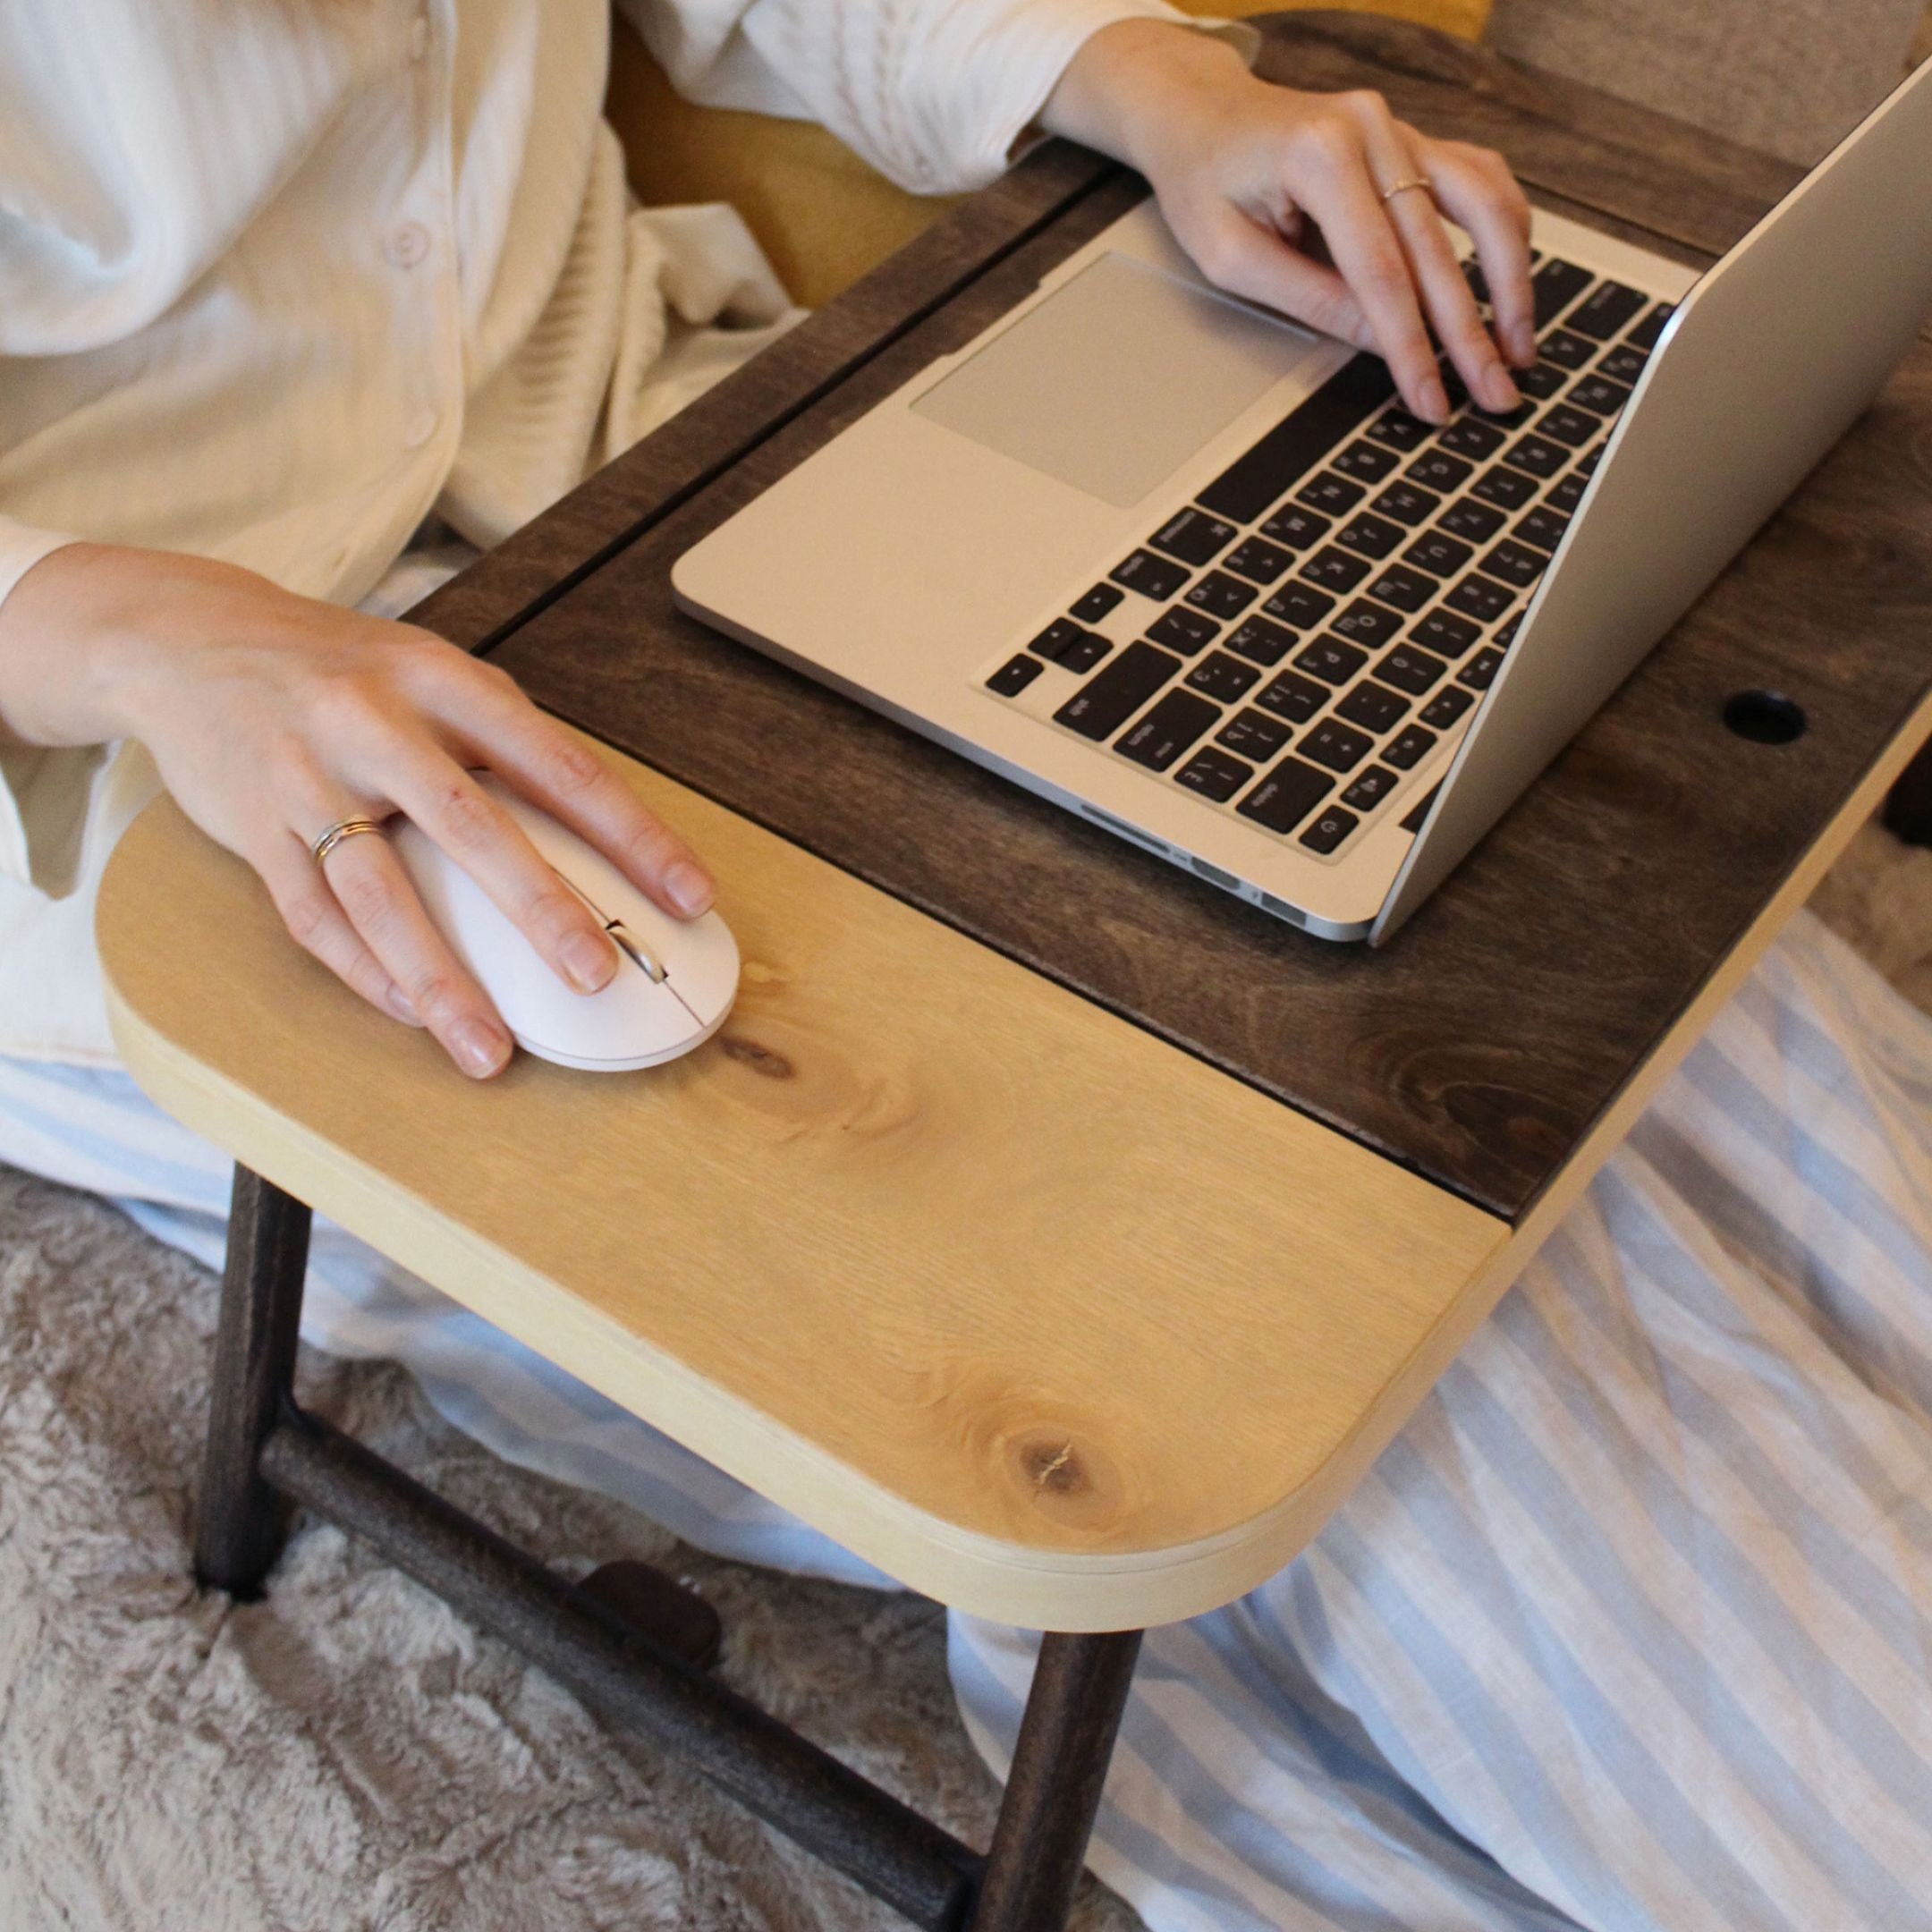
{"left": 1374, "top": 645, "right": 1448, "bottom": 696}
{"left": 1539, "top": 327, "right": 1596, "bottom": 371}
{"left": 1419, "top": 685, "right": 1474, "bottom": 728}
{"left": 1568, "top": 374, "right": 1632, "bottom": 417}
{"left": 1333, "top": 438, "right": 1400, "bottom": 483}
{"left": 1301, "top": 547, "right": 1372, "bottom": 594}
{"left": 1504, "top": 434, "right": 1569, "bottom": 479}
{"left": 1472, "top": 466, "right": 1538, "bottom": 511}
{"left": 1056, "top": 630, "right": 1112, "bottom": 674}
{"left": 1255, "top": 669, "right": 1330, "bottom": 725}
{"left": 1333, "top": 598, "right": 1403, "bottom": 648}
{"left": 1438, "top": 417, "right": 1506, "bottom": 462}
{"left": 1218, "top": 708, "right": 1292, "bottom": 762}
{"left": 1299, "top": 804, "right": 1360, "bottom": 855}
{"left": 1445, "top": 573, "right": 1513, "bottom": 625}
{"left": 1184, "top": 570, "right": 1258, "bottom": 620}
{"left": 1116, "top": 688, "right": 1221, "bottom": 771}
{"left": 1462, "top": 257, "right": 1490, "bottom": 304}
{"left": 1335, "top": 512, "right": 1405, "bottom": 561}
{"left": 1404, "top": 530, "right": 1474, "bottom": 578}
{"left": 1147, "top": 606, "right": 1219, "bottom": 656}
{"left": 1174, "top": 746, "right": 1253, "bottom": 802}
{"left": 1262, "top": 581, "right": 1338, "bottom": 629}
{"left": 1053, "top": 640, "right": 1180, "bottom": 740}
{"left": 1298, "top": 470, "right": 1367, "bottom": 516}
{"left": 1482, "top": 538, "right": 1546, "bottom": 589}
{"left": 1401, "top": 783, "right": 1442, "bottom": 832}
{"left": 1597, "top": 343, "right": 1648, "bottom": 386}
{"left": 1224, "top": 537, "right": 1294, "bottom": 585}
{"left": 987, "top": 654, "right": 1042, "bottom": 698}
{"left": 1439, "top": 497, "right": 1505, "bottom": 544}
{"left": 1530, "top": 258, "right": 1594, "bottom": 326}
{"left": 1148, "top": 508, "right": 1237, "bottom": 568}
{"left": 1411, "top": 609, "right": 1481, "bottom": 658}
{"left": 1258, "top": 504, "right": 1331, "bottom": 550}
{"left": 1366, "top": 407, "right": 1431, "bottom": 452}
{"left": 1226, "top": 615, "right": 1299, "bottom": 667}
{"left": 1185, "top": 650, "right": 1261, "bottom": 705}
{"left": 1628, "top": 302, "right": 1674, "bottom": 352}
{"left": 1301, "top": 717, "right": 1376, "bottom": 774}
{"left": 1384, "top": 724, "right": 1438, "bottom": 770}
{"left": 1371, "top": 480, "right": 1440, "bottom": 526}
{"left": 1029, "top": 616, "right": 1085, "bottom": 661}
{"left": 1496, "top": 612, "right": 1523, "bottom": 648}
{"left": 1516, "top": 360, "right": 1568, "bottom": 401}
{"left": 1341, "top": 764, "right": 1401, "bottom": 811}
{"left": 1570, "top": 281, "right": 1648, "bottom": 341}
{"left": 1237, "top": 756, "right": 1334, "bottom": 835}
{"left": 1538, "top": 402, "right": 1597, "bottom": 448}
{"left": 1548, "top": 471, "right": 1588, "bottom": 514}
{"left": 1366, "top": 563, "right": 1436, "bottom": 614}
{"left": 1199, "top": 352, "right": 1398, "bottom": 523}
{"left": 1409, "top": 450, "right": 1474, "bottom": 494}
{"left": 1577, "top": 444, "right": 1605, "bottom": 477}
{"left": 1111, "top": 549, "right": 1190, "bottom": 600}
{"left": 1459, "top": 646, "right": 1505, "bottom": 691}
{"left": 1295, "top": 635, "right": 1369, "bottom": 685}
{"left": 1337, "top": 682, "right": 1410, "bottom": 734}
{"left": 1513, "top": 506, "right": 1569, "bottom": 554}
{"left": 1070, "top": 584, "right": 1124, "bottom": 626}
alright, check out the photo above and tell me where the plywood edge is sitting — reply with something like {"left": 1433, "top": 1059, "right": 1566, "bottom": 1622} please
{"left": 106, "top": 967, "right": 1504, "bottom": 1629}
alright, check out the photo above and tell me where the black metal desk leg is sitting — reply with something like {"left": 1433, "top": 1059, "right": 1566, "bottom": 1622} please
{"left": 968, "top": 1629, "right": 1143, "bottom": 1932}
{"left": 195, "top": 1165, "right": 311, "bottom": 1598}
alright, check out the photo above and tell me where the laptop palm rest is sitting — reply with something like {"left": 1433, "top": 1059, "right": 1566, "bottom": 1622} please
{"left": 911, "top": 251, "right": 1321, "bottom": 509}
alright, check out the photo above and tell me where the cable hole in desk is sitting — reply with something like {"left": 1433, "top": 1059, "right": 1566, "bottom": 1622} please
{"left": 1723, "top": 690, "right": 1808, "bottom": 745}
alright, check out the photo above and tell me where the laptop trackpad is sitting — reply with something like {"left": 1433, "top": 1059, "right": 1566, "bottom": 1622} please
{"left": 911, "top": 250, "right": 1321, "bottom": 511}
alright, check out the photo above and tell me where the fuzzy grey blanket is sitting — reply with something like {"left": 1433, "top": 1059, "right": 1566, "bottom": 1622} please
{"left": 2, "top": 824, "right": 1927, "bottom": 1932}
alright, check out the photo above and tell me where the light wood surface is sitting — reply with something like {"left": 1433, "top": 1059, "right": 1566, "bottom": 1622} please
{"left": 101, "top": 741, "right": 1510, "bottom": 1628}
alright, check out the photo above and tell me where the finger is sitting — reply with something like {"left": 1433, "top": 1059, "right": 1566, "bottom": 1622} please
{"left": 1180, "top": 201, "right": 1376, "bottom": 352}
{"left": 1383, "top": 159, "right": 1521, "bottom": 416}
{"left": 360, "top": 741, "right": 625, "bottom": 1000}
{"left": 257, "top": 831, "right": 423, "bottom": 1028}
{"left": 321, "top": 829, "right": 513, "bottom": 1079}
{"left": 413, "top": 659, "right": 716, "bottom": 920}
{"left": 1290, "top": 116, "right": 1450, "bottom": 421}
{"left": 1426, "top": 140, "right": 1537, "bottom": 369}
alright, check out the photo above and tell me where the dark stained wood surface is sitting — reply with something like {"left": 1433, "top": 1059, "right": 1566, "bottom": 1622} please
{"left": 430, "top": 13, "right": 1932, "bottom": 1222}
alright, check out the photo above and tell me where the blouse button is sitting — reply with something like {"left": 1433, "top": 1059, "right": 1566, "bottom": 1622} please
{"left": 404, "top": 411, "right": 439, "bottom": 450}
{"left": 386, "top": 221, "right": 430, "bottom": 269}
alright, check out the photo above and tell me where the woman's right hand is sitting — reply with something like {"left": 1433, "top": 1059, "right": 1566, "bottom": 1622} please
{"left": 0, "top": 542, "right": 716, "bottom": 1079}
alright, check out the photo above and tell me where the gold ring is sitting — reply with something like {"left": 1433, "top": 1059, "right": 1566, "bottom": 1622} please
{"left": 309, "top": 816, "right": 389, "bottom": 867}
{"left": 1379, "top": 176, "right": 1434, "bottom": 206}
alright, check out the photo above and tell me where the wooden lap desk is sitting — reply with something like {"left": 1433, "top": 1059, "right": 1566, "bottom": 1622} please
{"left": 96, "top": 17, "right": 1932, "bottom": 1932}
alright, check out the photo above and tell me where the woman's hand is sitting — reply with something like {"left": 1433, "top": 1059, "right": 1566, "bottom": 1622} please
{"left": 0, "top": 544, "right": 714, "bottom": 1079}
{"left": 1043, "top": 21, "right": 1537, "bottom": 425}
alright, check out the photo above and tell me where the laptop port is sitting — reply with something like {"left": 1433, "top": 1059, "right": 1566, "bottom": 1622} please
{"left": 1191, "top": 856, "right": 1241, "bottom": 891}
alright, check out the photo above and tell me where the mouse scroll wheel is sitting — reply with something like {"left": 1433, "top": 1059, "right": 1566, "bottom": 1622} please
{"left": 606, "top": 920, "right": 668, "bottom": 983}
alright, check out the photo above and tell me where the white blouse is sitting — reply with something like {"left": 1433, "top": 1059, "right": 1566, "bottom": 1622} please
{"left": 0, "top": 0, "right": 1217, "bottom": 1063}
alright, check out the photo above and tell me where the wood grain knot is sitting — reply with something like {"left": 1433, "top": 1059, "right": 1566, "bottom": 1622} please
{"left": 1004, "top": 1427, "right": 1126, "bottom": 1532}
{"left": 719, "top": 1035, "right": 794, "bottom": 1080}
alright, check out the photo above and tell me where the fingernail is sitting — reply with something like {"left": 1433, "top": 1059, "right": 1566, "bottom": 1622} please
{"left": 666, "top": 861, "right": 714, "bottom": 918}
{"left": 385, "top": 984, "right": 423, "bottom": 1027}
{"left": 1481, "top": 360, "right": 1520, "bottom": 412}
{"left": 452, "top": 1019, "right": 510, "bottom": 1079}
{"left": 1419, "top": 375, "right": 1452, "bottom": 424}
{"left": 562, "top": 928, "right": 617, "bottom": 994}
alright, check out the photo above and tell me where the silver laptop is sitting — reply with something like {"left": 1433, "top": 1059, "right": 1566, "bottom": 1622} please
{"left": 674, "top": 59, "right": 1932, "bottom": 944}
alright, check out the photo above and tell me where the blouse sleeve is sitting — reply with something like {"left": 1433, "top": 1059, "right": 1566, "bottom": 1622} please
{"left": 0, "top": 520, "right": 100, "bottom": 898}
{"left": 618, "top": 0, "right": 1257, "bottom": 197}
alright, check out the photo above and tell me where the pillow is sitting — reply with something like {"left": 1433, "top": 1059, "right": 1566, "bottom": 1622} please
{"left": 608, "top": 3, "right": 1496, "bottom": 307}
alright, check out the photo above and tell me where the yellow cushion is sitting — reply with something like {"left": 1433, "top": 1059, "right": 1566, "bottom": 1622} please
{"left": 607, "top": 2, "right": 1494, "bottom": 308}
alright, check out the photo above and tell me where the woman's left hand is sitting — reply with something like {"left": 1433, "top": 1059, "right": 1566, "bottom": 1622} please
{"left": 1043, "top": 20, "right": 1538, "bottom": 428}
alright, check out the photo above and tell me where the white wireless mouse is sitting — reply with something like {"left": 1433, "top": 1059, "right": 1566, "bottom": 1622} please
{"left": 390, "top": 774, "right": 740, "bottom": 1072}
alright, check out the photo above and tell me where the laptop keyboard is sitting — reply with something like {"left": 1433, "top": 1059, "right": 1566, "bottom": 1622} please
{"left": 981, "top": 258, "right": 1675, "bottom": 861}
